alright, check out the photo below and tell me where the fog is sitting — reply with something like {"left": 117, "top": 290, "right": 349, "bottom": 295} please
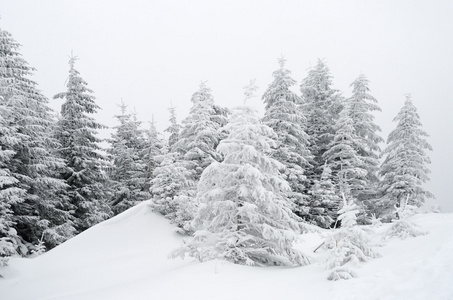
{"left": 2, "top": 0, "right": 452, "bottom": 211}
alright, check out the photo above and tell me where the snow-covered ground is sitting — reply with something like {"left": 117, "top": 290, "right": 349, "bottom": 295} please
{"left": 1, "top": 201, "right": 452, "bottom": 300}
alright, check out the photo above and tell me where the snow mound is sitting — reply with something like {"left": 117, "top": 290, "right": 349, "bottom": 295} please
{"left": 0, "top": 202, "right": 452, "bottom": 300}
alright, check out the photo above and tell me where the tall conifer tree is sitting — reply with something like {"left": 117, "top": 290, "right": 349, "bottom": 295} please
{"left": 142, "top": 117, "right": 165, "bottom": 187}
{"left": 262, "top": 57, "right": 312, "bottom": 219}
{"left": 108, "top": 102, "right": 150, "bottom": 214}
{"left": 172, "top": 82, "right": 228, "bottom": 180}
{"left": 0, "top": 27, "right": 74, "bottom": 255}
{"left": 300, "top": 59, "right": 342, "bottom": 180}
{"left": 347, "top": 74, "right": 383, "bottom": 198}
{"left": 54, "top": 56, "right": 112, "bottom": 232}
{"left": 323, "top": 103, "right": 368, "bottom": 200}
{"left": 378, "top": 95, "right": 433, "bottom": 215}
{"left": 165, "top": 104, "right": 181, "bottom": 150}
{"left": 173, "top": 84, "right": 310, "bottom": 266}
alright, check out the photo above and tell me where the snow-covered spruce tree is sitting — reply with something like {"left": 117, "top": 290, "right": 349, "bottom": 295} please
{"left": 262, "top": 57, "right": 312, "bottom": 221}
{"left": 0, "top": 95, "right": 24, "bottom": 266}
{"left": 324, "top": 195, "right": 379, "bottom": 280}
{"left": 323, "top": 103, "right": 368, "bottom": 203}
{"left": 150, "top": 152, "right": 197, "bottom": 231}
{"left": 107, "top": 102, "right": 150, "bottom": 214}
{"left": 0, "top": 28, "right": 75, "bottom": 255}
{"left": 377, "top": 94, "right": 433, "bottom": 218}
{"left": 309, "top": 164, "right": 341, "bottom": 228}
{"left": 165, "top": 104, "right": 181, "bottom": 150}
{"left": 300, "top": 59, "right": 342, "bottom": 181}
{"left": 173, "top": 87, "right": 311, "bottom": 267}
{"left": 172, "top": 82, "right": 228, "bottom": 181}
{"left": 150, "top": 106, "right": 196, "bottom": 231}
{"left": 54, "top": 56, "right": 112, "bottom": 233}
{"left": 142, "top": 117, "right": 165, "bottom": 188}
{"left": 152, "top": 83, "right": 228, "bottom": 230}
{"left": 347, "top": 74, "right": 383, "bottom": 201}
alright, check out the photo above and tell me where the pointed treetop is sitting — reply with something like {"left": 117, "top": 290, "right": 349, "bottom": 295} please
{"left": 117, "top": 98, "right": 127, "bottom": 115}
{"left": 243, "top": 79, "right": 258, "bottom": 104}
{"left": 68, "top": 51, "right": 79, "bottom": 69}
{"left": 404, "top": 93, "right": 412, "bottom": 102}
{"left": 278, "top": 55, "right": 287, "bottom": 68}
{"left": 200, "top": 80, "right": 208, "bottom": 88}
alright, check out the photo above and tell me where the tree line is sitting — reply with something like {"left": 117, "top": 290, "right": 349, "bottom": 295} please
{"left": 0, "top": 27, "right": 433, "bottom": 267}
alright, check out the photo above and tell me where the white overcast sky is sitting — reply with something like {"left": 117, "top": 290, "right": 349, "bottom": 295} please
{"left": 2, "top": 0, "right": 453, "bottom": 211}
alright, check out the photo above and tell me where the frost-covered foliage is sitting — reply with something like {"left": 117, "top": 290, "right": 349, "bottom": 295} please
{"left": 141, "top": 118, "right": 165, "bottom": 190}
{"left": 150, "top": 152, "right": 197, "bottom": 230}
{"left": 385, "top": 220, "right": 427, "bottom": 240}
{"left": 151, "top": 83, "right": 227, "bottom": 231}
{"left": 172, "top": 82, "right": 228, "bottom": 181}
{"left": 0, "top": 93, "right": 24, "bottom": 262}
{"left": 323, "top": 102, "right": 368, "bottom": 201}
{"left": 30, "top": 237, "right": 46, "bottom": 257}
{"left": 324, "top": 196, "right": 379, "bottom": 280}
{"left": 173, "top": 102, "right": 311, "bottom": 267}
{"left": 54, "top": 56, "right": 112, "bottom": 232}
{"left": 347, "top": 74, "right": 383, "bottom": 198}
{"left": 378, "top": 95, "right": 433, "bottom": 216}
{"left": 262, "top": 57, "right": 312, "bottom": 221}
{"left": 0, "top": 27, "right": 75, "bottom": 255}
{"left": 300, "top": 59, "right": 342, "bottom": 180}
{"left": 165, "top": 105, "right": 181, "bottom": 150}
{"left": 309, "top": 164, "right": 341, "bottom": 228}
{"left": 108, "top": 102, "right": 150, "bottom": 214}
{"left": 383, "top": 196, "right": 427, "bottom": 240}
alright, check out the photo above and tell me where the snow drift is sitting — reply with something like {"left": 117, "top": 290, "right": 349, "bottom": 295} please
{"left": 1, "top": 201, "right": 453, "bottom": 300}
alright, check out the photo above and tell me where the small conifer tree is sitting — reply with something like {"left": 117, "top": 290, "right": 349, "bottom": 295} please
{"left": 324, "top": 195, "right": 379, "bottom": 280}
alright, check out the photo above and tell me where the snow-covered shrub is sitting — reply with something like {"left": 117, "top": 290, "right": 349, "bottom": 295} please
{"left": 324, "top": 195, "right": 380, "bottom": 280}
{"left": 369, "top": 213, "right": 382, "bottom": 228}
{"left": 383, "top": 196, "right": 428, "bottom": 241}
{"left": 30, "top": 239, "right": 46, "bottom": 257}
{"left": 384, "top": 220, "right": 427, "bottom": 240}
{"left": 430, "top": 204, "right": 441, "bottom": 213}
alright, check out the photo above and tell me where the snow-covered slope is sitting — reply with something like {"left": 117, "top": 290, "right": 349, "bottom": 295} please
{"left": 1, "top": 201, "right": 453, "bottom": 300}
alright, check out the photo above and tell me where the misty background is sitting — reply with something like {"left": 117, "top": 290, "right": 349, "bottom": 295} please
{"left": 2, "top": 0, "right": 452, "bottom": 211}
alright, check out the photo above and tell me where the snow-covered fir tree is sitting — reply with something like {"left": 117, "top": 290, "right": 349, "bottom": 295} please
{"left": 377, "top": 94, "right": 433, "bottom": 217}
{"left": 0, "top": 95, "right": 23, "bottom": 265}
{"left": 151, "top": 83, "right": 228, "bottom": 230}
{"left": 150, "top": 107, "right": 196, "bottom": 231}
{"left": 323, "top": 103, "right": 368, "bottom": 202}
{"left": 300, "top": 59, "right": 342, "bottom": 181}
{"left": 172, "top": 82, "right": 228, "bottom": 181}
{"left": 262, "top": 57, "right": 312, "bottom": 221}
{"left": 150, "top": 152, "right": 197, "bottom": 230}
{"left": 347, "top": 74, "right": 383, "bottom": 200}
{"left": 173, "top": 88, "right": 311, "bottom": 267}
{"left": 0, "top": 27, "right": 75, "bottom": 255}
{"left": 54, "top": 56, "right": 112, "bottom": 232}
{"left": 309, "top": 164, "right": 341, "bottom": 228}
{"left": 142, "top": 117, "right": 165, "bottom": 188}
{"left": 164, "top": 104, "right": 181, "bottom": 150}
{"left": 324, "top": 195, "right": 379, "bottom": 280}
{"left": 108, "top": 102, "right": 150, "bottom": 214}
